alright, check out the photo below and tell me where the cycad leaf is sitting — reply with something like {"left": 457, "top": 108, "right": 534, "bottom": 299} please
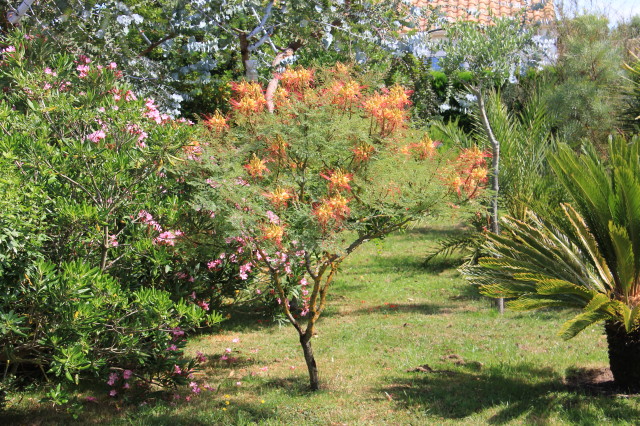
{"left": 559, "top": 310, "right": 610, "bottom": 340}
{"left": 609, "top": 222, "right": 635, "bottom": 297}
{"left": 508, "top": 295, "right": 569, "bottom": 311}
{"left": 561, "top": 203, "right": 612, "bottom": 292}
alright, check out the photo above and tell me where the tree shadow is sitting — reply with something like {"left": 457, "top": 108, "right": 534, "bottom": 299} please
{"left": 345, "top": 302, "right": 451, "bottom": 317}
{"left": 381, "top": 363, "right": 640, "bottom": 424}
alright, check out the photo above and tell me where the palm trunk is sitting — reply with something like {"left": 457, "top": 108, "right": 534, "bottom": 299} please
{"left": 605, "top": 320, "right": 640, "bottom": 390}
{"left": 300, "top": 334, "right": 319, "bottom": 391}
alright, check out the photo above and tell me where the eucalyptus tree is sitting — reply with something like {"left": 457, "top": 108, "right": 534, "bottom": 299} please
{"left": 438, "top": 16, "right": 537, "bottom": 312}
{"left": 2, "top": 0, "right": 416, "bottom": 115}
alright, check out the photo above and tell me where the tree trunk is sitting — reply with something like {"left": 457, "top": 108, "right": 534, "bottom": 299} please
{"left": 239, "top": 33, "right": 258, "bottom": 81}
{"left": 475, "top": 87, "right": 503, "bottom": 314}
{"left": 605, "top": 320, "right": 640, "bottom": 391}
{"left": 300, "top": 334, "right": 319, "bottom": 391}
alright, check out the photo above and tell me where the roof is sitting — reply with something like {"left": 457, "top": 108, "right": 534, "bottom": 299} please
{"left": 412, "top": 0, "right": 556, "bottom": 27}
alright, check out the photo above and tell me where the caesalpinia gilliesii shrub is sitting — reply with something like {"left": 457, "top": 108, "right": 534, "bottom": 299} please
{"left": 188, "top": 64, "right": 490, "bottom": 390}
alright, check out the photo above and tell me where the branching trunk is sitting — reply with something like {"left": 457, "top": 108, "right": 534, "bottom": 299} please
{"left": 238, "top": 33, "right": 258, "bottom": 81}
{"left": 6, "top": 0, "right": 37, "bottom": 25}
{"left": 473, "top": 85, "right": 503, "bottom": 313}
{"left": 300, "top": 334, "right": 319, "bottom": 391}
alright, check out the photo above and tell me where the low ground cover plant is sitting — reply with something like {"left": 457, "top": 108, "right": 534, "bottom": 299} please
{"left": 464, "top": 136, "right": 640, "bottom": 390}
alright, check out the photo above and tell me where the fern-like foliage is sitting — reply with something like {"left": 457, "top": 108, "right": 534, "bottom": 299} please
{"left": 462, "top": 135, "right": 640, "bottom": 339}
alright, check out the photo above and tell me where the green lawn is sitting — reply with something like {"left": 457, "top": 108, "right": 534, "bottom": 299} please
{"left": 4, "top": 224, "right": 640, "bottom": 425}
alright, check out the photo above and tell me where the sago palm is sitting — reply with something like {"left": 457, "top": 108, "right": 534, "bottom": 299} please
{"left": 462, "top": 135, "right": 640, "bottom": 389}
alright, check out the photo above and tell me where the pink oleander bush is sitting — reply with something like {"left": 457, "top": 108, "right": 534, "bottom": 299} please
{"left": 0, "top": 30, "right": 224, "bottom": 408}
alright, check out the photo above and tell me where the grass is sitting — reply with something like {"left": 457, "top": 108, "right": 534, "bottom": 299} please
{"left": 4, "top": 224, "right": 640, "bottom": 424}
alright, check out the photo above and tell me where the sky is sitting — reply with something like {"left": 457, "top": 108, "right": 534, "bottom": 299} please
{"left": 561, "top": 0, "right": 640, "bottom": 24}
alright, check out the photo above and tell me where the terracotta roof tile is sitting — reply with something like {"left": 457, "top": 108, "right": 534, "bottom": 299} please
{"left": 413, "top": 0, "right": 556, "bottom": 28}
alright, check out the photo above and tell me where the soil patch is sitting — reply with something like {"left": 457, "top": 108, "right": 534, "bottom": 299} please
{"left": 564, "top": 367, "right": 638, "bottom": 396}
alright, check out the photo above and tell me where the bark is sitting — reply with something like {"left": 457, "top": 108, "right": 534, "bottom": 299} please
{"left": 6, "top": 0, "right": 37, "bottom": 25}
{"left": 300, "top": 334, "right": 319, "bottom": 391}
{"left": 239, "top": 33, "right": 258, "bottom": 81}
{"left": 474, "top": 86, "right": 503, "bottom": 314}
{"left": 605, "top": 320, "right": 640, "bottom": 391}
{"left": 265, "top": 40, "right": 304, "bottom": 112}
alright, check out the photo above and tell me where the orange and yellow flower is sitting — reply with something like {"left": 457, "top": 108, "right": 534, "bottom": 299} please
{"left": 203, "top": 110, "right": 228, "bottom": 132}
{"left": 262, "top": 223, "right": 285, "bottom": 245}
{"left": 243, "top": 154, "right": 270, "bottom": 178}
{"left": 352, "top": 142, "right": 375, "bottom": 163}
{"left": 264, "top": 187, "right": 294, "bottom": 208}
{"left": 313, "top": 194, "right": 351, "bottom": 227}
{"left": 407, "top": 134, "right": 441, "bottom": 160}
{"left": 229, "top": 81, "right": 266, "bottom": 115}
{"left": 320, "top": 169, "right": 353, "bottom": 192}
{"left": 279, "top": 67, "right": 314, "bottom": 93}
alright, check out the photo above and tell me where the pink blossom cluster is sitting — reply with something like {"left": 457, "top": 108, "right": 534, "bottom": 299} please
{"left": 144, "top": 98, "right": 170, "bottom": 124}
{"left": 154, "top": 229, "right": 184, "bottom": 246}
{"left": 138, "top": 210, "right": 163, "bottom": 232}
{"left": 86, "top": 129, "right": 106, "bottom": 143}
{"left": 106, "top": 369, "right": 134, "bottom": 397}
{"left": 126, "top": 123, "right": 149, "bottom": 148}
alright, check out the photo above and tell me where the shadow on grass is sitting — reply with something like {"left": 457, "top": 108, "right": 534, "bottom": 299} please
{"left": 382, "top": 363, "right": 640, "bottom": 424}
{"left": 346, "top": 302, "right": 451, "bottom": 317}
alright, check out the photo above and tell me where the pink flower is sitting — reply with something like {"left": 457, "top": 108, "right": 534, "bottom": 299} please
{"left": 76, "top": 64, "right": 90, "bottom": 78}
{"left": 197, "top": 300, "right": 210, "bottom": 311}
{"left": 207, "top": 259, "right": 222, "bottom": 270}
{"left": 256, "top": 289, "right": 262, "bottom": 294}
{"left": 123, "top": 382, "right": 130, "bottom": 389}
{"left": 225, "top": 348, "right": 232, "bottom": 353}
{"left": 108, "top": 234, "right": 118, "bottom": 247}
{"left": 125, "top": 90, "right": 137, "bottom": 101}
{"left": 87, "top": 130, "right": 106, "bottom": 143}
{"left": 2, "top": 46, "right": 16, "bottom": 53}
{"left": 77, "top": 54, "right": 91, "bottom": 64}
{"left": 196, "top": 351, "right": 207, "bottom": 363}
{"left": 290, "top": 366, "right": 296, "bottom": 370}
{"left": 189, "top": 381, "right": 201, "bottom": 394}
{"left": 300, "top": 278, "right": 308, "bottom": 286}
{"left": 236, "top": 381, "right": 242, "bottom": 386}
{"left": 122, "top": 369, "right": 133, "bottom": 380}
{"left": 167, "top": 344, "right": 178, "bottom": 351}
{"left": 171, "top": 327, "right": 184, "bottom": 336}
{"left": 108, "top": 62, "right": 117, "bottom": 70}
{"left": 220, "top": 354, "right": 229, "bottom": 361}
{"left": 43, "top": 83, "right": 52, "bottom": 90}
{"left": 173, "top": 364, "right": 182, "bottom": 375}
{"left": 109, "top": 389, "right": 117, "bottom": 397}
{"left": 266, "top": 210, "right": 280, "bottom": 224}
{"left": 232, "top": 337, "right": 240, "bottom": 343}
{"left": 85, "top": 396, "right": 98, "bottom": 403}
{"left": 107, "top": 372, "right": 118, "bottom": 386}
{"left": 260, "top": 366, "right": 268, "bottom": 372}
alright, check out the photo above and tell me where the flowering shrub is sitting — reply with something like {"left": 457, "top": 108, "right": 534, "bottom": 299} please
{"left": 0, "top": 30, "right": 223, "bottom": 401}
{"left": 189, "top": 64, "right": 488, "bottom": 390}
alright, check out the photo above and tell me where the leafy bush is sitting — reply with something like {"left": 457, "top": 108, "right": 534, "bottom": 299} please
{"left": 187, "top": 65, "right": 488, "bottom": 389}
{"left": 0, "top": 30, "right": 223, "bottom": 397}
{"left": 2, "top": 261, "right": 221, "bottom": 386}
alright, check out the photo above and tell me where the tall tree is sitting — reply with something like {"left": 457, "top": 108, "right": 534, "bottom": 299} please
{"left": 439, "top": 16, "right": 535, "bottom": 312}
